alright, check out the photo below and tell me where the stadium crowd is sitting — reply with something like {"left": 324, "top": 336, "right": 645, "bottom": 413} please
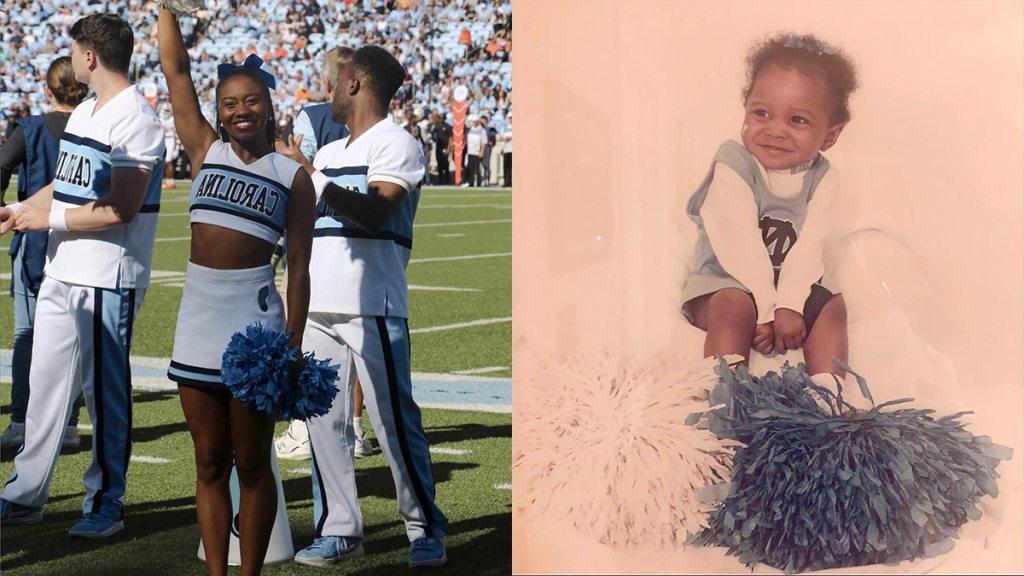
{"left": 0, "top": 0, "right": 512, "bottom": 186}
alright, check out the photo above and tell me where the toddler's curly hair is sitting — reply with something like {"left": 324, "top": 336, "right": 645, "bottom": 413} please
{"left": 743, "top": 33, "right": 858, "bottom": 125}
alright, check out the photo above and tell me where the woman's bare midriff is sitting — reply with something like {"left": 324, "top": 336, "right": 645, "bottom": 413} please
{"left": 189, "top": 223, "right": 275, "bottom": 269}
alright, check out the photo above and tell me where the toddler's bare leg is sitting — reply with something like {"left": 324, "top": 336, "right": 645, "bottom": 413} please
{"left": 689, "top": 288, "right": 756, "bottom": 364}
{"left": 803, "top": 295, "right": 848, "bottom": 377}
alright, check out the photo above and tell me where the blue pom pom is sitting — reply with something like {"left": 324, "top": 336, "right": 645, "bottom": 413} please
{"left": 694, "top": 359, "right": 1013, "bottom": 573}
{"left": 221, "top": 323, "right": 339, "bottom": 419}
{"left": 282, "top": 353, "right": 340, "bottom": 420}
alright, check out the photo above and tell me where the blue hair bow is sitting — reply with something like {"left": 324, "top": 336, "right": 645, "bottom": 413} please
{"left": 782, "top": 34, "right": 837, "bottom": 56}
{"left": 217, "top": 53, "right": 277, "bottom": 90}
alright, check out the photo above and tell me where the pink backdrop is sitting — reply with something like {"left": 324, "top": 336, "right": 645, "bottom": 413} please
{"left": 513, "top": 0, "right": 1024, "bottom": 572}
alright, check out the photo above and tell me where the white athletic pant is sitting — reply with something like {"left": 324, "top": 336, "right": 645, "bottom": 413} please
{"left": 305, "top": 313, "right": 447, "bottom": 542}
{"left": 3, "top": 277, "right": 144, "bottom": 519}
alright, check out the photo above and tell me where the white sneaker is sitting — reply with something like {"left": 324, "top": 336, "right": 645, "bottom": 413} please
{"left": 353, "top": 436, "right": 379, "bottom": 458}
{"left": 274, "top": 421, "right": 311, "bottom": 460}
{"left": 0, "top": 422, "right": 25, "bottom": 450}
{"left": 62, "top": 425, "right": 81, "bottom": 451}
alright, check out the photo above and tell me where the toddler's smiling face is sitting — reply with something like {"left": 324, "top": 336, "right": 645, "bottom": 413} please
{"left": 741, "top": 64, "right": 844, "bottom": 170}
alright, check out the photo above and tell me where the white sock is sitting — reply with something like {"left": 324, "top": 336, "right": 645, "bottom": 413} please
{"left": 353, "top": 416, "right": 365, "bottom": 439}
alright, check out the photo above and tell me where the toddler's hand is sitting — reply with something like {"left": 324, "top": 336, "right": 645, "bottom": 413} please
{"left": 773, "top": 308, "right": 806, "bottom": 352}
{"left": 752, "top": 322, "right": 774, "bottom": 355}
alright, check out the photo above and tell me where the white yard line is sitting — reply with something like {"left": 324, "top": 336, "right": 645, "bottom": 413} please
{"left": 77, "top": 424, "right": 93, "bottom": 432}
{"left": 408, "top": 285, "right": 481, "bottom": 292}
{"left": 451, "top": 366, "right": 509, "bottom": 375}
{"left": 285, "top": 467, "right": 312, "bottom": 475}
{"left": 155, "top": 236, "right": 191, "bottom": 242}
{"left": 418, "top": 204, "right": 511, "bottom": 210}
{"left": 414, "top": 218, "right": 510, "bottom": 228}
{"left": 131, "top": 455, "right": 172, "bottom": 464}
{"left": 409, "top": 252, "right": 511, "bottom": 264}
{"left": 410, "top": 317, "right": 511, "bottom": 334}
{"left": 423, "top": 193, "right": 511, "bottom": 199}
{"left": 436, "top": 233, "right": 465, "bottom": 238}
{"left": 493, "top": 483, "right": 512, "bottom": 490}
{"left": 429, "top": 447, "right": 473, "bottom": 455}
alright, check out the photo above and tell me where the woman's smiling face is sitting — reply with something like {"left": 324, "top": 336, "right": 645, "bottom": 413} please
{"left": 741, "top": 64, "right": 843, "bottom": 170}
{"left": 217, "top": 73, "right": 270, "bottom": 144}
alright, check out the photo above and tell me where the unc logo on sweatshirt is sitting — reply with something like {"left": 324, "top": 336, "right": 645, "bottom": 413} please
{"left": 760, "top": 215, "right": 797, "bottom": 284}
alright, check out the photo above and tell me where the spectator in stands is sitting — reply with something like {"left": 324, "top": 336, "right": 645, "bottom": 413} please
{"left": 464, "top": 114, "right": 487, "bottom": 187}
{"left": 482, "top": 114, "right": 496, "bottom": 186}
{"left": 500, "top": 111, "right": 511, "bottom": 187}
{"left": 429, "top": 111, "right": 453, "bottom": 185}
{"left": 3, "top": 2, "right": 512, "bottom": 182}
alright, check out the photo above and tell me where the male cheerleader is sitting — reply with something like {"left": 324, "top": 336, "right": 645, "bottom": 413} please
{"left": 275, "top": 45, "right": 382, "bottom": 462}
{"left": 0, "top": 14, "right": 164, "bottom": 538}
{"left": 275, "top": 46, "right": 447, "bottom": 568}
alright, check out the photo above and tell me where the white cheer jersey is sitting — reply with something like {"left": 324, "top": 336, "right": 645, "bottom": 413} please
{"left": 46, "top": 85, "right": 165, "bottom": 289}
{"left": 309, "top": 118, "right": 426, "bottom": 318}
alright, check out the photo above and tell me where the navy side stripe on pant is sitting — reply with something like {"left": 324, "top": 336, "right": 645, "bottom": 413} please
{"left": 311, "top": 444, "right": 330, "bottom": 537}
{"left": 91, "top": 288, "right": 109, "bottom": 514}
{"left": 376, "top": 316, "right": 437, "bottom": 537}
{"left": 90, "top": 288, "right": 135, "bottom": 518}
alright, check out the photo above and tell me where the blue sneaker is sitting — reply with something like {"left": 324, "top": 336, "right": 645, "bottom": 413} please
{"left": 409, "top": 536, "right": 447, "bottom": 569}
{"left": 68, "top": 513, "right": 124, "bottom": 538}
{"left": 294, "top": 536, "right": 364, "bottom": 567}
{"left": 0, "top": 499, "right": 43, "bottom": 525}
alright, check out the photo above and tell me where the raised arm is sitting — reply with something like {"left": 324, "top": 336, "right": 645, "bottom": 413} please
{"left": 158, "top": 6, "right": 217, "bottom": 169}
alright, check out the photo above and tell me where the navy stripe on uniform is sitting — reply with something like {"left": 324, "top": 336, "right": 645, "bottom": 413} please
{"left": 123, "top": 291, "right": 136, "bottom": 477}
{"left": 168, "top": 360, "right": 221, "bottom": 376}
{"left": 313, "top": 227, "right": 412, "bottom": 249}
{"left": 53, "top": 191, "right": 97, "bottom": 205}
{"left": 53, "top": 191, "right": 160, "bottom": 213}
{"left": 90, "top": 288, "right": 136, "bottom": 518}
{"left": 189, "top": 203, "right": 284, "bottom": 234}
{"left": 310, "top": 445, "right": 330, "bottom": 537}
{"left": 62, "top": 133, "right": 112, "bottom": 153}
{"left": 375, "top": 316, "right": 436, "bottom": 538}
{"left": 199, "top": 163, "right": 291, "bottom": 197}
{"left": 90, "top": 288, "right": 110, "bottom": 514}
{"left": 169, "top": 376, "right": 226, "bottom": 390}
{"left": 322, "top": 166, "right": 369, "bottom": 177}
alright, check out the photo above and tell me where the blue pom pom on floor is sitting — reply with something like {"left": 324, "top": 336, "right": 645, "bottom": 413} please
{"left": 693, "top": 359, "right": 1013, "bottom": 573}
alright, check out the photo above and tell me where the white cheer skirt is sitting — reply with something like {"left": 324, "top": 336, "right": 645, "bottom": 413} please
{"left": 167, "top": 261, "right": 283, "bottom": 389}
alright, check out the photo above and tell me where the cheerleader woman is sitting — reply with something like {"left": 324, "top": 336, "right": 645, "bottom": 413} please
{"left": 157, "top": 6, "right": 315, "bottom": 575}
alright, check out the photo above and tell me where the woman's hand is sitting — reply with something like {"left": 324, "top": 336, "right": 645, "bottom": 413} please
{"left": 773, "top": 308, "right": 806, "bottom": 352}
{"left": 752, "top": 322, "right": 774, "bottom": 355}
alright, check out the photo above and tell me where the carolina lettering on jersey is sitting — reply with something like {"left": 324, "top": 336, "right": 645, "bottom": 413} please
{"left": 194, "top": 171, "right": 281, "bottom": 217}
{"left": 54, "top": 149, "right": 93, "bottom": 188}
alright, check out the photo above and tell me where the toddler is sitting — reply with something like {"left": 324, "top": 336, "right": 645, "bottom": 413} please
{"left": 682, "top": 33, "right": 857, "bottom": 386}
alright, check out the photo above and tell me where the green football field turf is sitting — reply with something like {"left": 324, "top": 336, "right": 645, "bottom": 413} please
{"left": 0, "top": 183, "right": 511, "bottom": 574}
